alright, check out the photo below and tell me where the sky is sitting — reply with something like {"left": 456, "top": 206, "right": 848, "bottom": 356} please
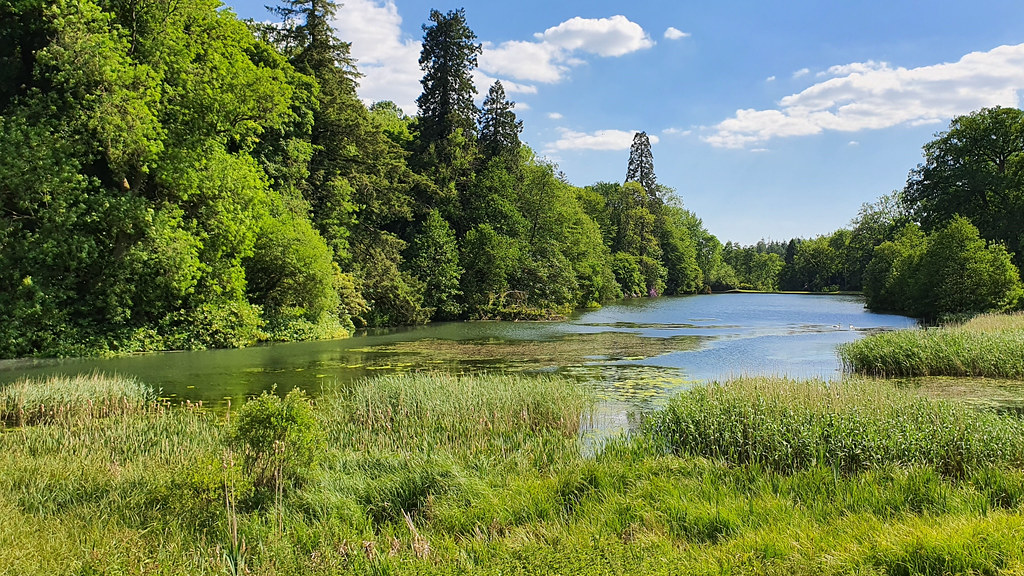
{"left": 223, "top": 0, "right": 1024, "bottom": 245}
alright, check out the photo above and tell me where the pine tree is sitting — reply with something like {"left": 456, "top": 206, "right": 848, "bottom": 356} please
{"left": 479, "top": 80, "right": 523, "bottom": 161}
{"left": 271, "top": 0, "right": 358, "bottom": 91}
{"left": 625, "top": 131, "right": 658, "bottom": 201}
{"left": 416, "top": 8, "right": 481, "bottom": 147}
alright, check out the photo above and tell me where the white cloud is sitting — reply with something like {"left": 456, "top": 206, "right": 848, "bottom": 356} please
{"left": 664, "top": 27, "right": 690, "bottom": 40}
{"left": 479, "top": 40, "right": 568, "bottom": 83}
{"left": 848, "top": 140, "right": 860, "bottom": 146}
{"left": 705, "top": 43, "right": 1024, "bottom": 149}
{"left": 537, "top": 15, "right": 654, "bottom": 57}
{"left": 332, "top": 0, "right": 421, "bottom": 114}
{"left": 546, "top": 128, "right": 659, "bottom": 152}
{"left": 479, "top": 15, "right": 654, "bottom": 84}
{"left": 766, "top": 75, "right": 776, "bottom": 82}
{"left": 662, "top": 127, "right": 692, "bottom": 136}
{"left": 473, "top": 70, "right": 538, "bottom": 97}
{"left": 548, "top": 112, "right": 564, "bottom": 119}
{"left": 792, "top": 68, "right": 810, "bottom": 79}
{"left": 818, "top": 60, "right": 889, "bottom": 77}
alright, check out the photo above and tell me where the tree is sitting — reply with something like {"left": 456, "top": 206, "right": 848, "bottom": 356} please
{"left": 406, "top": 210, "right": 463, "bottom": 320}
{"left": 902, "top": 107, "right": 1024, "bottom": 270}
{"left": 478, "top": 80, "right": 523, "bottom": 162}
{"left": 416, "top": 8, "right": 481, "bottom": 149}
{"left": 916, "top": 216, "right": 1022, "bottom": 317}
{"left": 625, "top": 131, "right": 658, "bottom": 201}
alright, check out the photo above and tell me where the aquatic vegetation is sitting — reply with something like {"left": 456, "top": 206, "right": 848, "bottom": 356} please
{"left": 643, "top": 376, "right": 1024, "bottom": 476}
{"left": 0, "top": 372, "right": 157, "bottom": 426}
{"left": 839, "top": 312, "right": 1024, "bottom": 378}
{"left": 362, "top": 331, "right": 700, "bottom": 367}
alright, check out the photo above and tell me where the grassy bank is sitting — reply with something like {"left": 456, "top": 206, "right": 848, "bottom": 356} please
{"left": 3, "top": 373, "right": 1024, "bottom": 574}
{"left": 840, "top": 312, "right": 1024, "bottom": 378}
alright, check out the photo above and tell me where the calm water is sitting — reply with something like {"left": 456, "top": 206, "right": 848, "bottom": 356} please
{"left": 0, "top": 294, "right": 915, "bottom": 421}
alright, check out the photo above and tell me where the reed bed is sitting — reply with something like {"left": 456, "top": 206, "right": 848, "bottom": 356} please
{"left": 839, "top": 312, "right": 1024, "bottom": 378}
{"left": 0, "top": 372, "right": 157, "bottom": 426}
{"left": 4, "top": 372, "right": 1024, "bottom": 574}
{"left": 642, "top": 377, "right": 1024, "bottom": 476}
{"left": 318, "top": 373, "right": 589, "bottom": 453}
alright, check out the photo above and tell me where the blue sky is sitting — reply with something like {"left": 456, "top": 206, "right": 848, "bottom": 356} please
{"left": 224, "top": 0, "right": 1024, "bottom": 244}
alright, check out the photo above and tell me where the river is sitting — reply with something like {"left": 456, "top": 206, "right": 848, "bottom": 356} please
{"left": 0, "top": 293, "right": 915, "bottom": 420}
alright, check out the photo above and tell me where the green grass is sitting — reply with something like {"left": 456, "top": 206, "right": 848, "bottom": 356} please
{"left": 0, "top": 372, "right": 157, "bottom": 426}
{"left": 839, "top": 312, "right": 1024, "bottom": 378}
{"left": 4, "top": 372, "right": 1024, "bottom": 574}
{"left": 643, "top": 376, "right": 1024, "bottom": 476}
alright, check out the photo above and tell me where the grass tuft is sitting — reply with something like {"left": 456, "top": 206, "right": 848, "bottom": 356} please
{"left": 839, "top": 312, "right": 1024, "bottom": 378}
{"left": 0, "top": 372, "right": 157, "bottom": 426}
{"left": 642, "top": 377, "right": 1024, "bottom": 476}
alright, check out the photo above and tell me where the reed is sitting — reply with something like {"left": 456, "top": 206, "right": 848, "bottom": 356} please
{"left": 0, "top": 372, "right": 157, "bottom": 426}
{"left": 839, "top": 313, "right": 1024, "bottom": 378}
{"left": 642, "top": 377, "right": 1024, "bottom": 476}
{"left": 4, "top": 372, "right": 1024, "bottom": 574}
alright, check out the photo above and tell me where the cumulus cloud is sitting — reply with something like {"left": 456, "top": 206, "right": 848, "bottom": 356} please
{"left": 705, "top": 43, "right": 1024, "bottom": 148}
{"left": 766, "top": 75, "right": 776, "bottom": 82}
{"left": 548, "top": 112, "right": 564, "bottom": 119}
{"left": 473, "top": 70, "right": 538, "bottom": 96}
{"left": 546, "top": 128, "right": 659, "bottom": 152}
{"left": 479, "top": 15, "right": 654, "bottom": 84}
{"left": 664, "top": 27, "right": 689, "bottom": 40}
{"left": 662, "top": 127, "right": 692, "bottom": 136}
{"left": 332, "top": 0, "right": 421, "bottom": 113}
{"left": 792, "top": 68, "right": 810, "bottom": 79}
{"left": 331, "top": 5, "right": 656, "bottom": 112}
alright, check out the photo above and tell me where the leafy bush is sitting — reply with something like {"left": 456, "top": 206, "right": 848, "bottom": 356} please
{"left": 227, "top": 389, "right": 323, "bottom": 496}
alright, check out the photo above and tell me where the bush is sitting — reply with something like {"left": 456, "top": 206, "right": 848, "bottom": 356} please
{"left": 227, "top": 389, "right": 323, "bottom": 497}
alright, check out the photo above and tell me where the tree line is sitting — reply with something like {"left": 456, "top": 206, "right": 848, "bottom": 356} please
{"left": 0, "top": 0, "right": 721, "bottom": 358}
{"left": 717, "top": 106, "right": 1024, "bottom": 319}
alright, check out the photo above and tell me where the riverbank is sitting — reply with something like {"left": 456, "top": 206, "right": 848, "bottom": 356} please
{"left": 3, "top": 372, "right": 1024, "bottom": 574}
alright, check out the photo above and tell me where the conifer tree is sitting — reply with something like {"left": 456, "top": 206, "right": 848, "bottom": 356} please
{"left": 625, "top": 131, "right": 658, "bottom": 201}
{"left": 479, "top": 80, "right": 523, "bottom": 161}
{"left": 416, "top": 8, "right": 482, "bottom": 146}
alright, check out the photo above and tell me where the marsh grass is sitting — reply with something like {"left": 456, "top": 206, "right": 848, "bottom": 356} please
{"left": 0, "top": 372, "right": 157, "bottom": 426}
{"left": 839, "top": 312, "right": 1024, "bottom": 378}
{"left": 5, "top": 372, "right": 1024, "bottom": 574}
{"left": 642, "top": 377, "right": 1024, "bottom": 476}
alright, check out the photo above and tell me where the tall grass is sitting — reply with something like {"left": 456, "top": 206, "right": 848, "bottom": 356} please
{"left": 839, "top": 312, "right": 1024, "bottom": 378}
{"left": 642, "top": 377, "right": 1024, "bottom": 476}
{"left": 0, "top": 372, "right": 157, "bottom": 426}
{"left": 5, "top": 372, "right": 1024, "bottom": 574}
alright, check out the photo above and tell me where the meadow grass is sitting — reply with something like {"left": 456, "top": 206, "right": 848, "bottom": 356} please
{"left": 839, "top": 312, "right": 1024, "bottom": 378}
{"left": 3, "top": 372, "right": 1024, "bottom": 574}
{"left": 0, "top": 372, "right": 157, "bottom": 426}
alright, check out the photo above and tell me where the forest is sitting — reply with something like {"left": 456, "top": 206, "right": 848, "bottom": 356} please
{"left": 1, "top": 0, "right": 1022, "bottom": 359}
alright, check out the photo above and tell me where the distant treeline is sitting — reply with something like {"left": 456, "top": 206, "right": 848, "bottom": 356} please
{"left": 718, "top": 106, "right": 1024, "bottom": 320}
{"left": 0, "top": 0, "right": 727, "bottom": 358}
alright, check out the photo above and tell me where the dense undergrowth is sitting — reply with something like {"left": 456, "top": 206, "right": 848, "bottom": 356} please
{"left": 840, "top": 312, "right": 1024, "bottom": 378}
{"left": 3, "top": 372, "right": 1024, "bottom": 574}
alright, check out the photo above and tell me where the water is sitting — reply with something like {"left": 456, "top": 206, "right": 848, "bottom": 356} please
{"left": 0, "top": 294, "right": 915, "bottom": 420}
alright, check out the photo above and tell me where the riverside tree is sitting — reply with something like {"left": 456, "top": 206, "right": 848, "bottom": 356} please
{"left": 903, "top": 107, "right": 1024, "bottom": 270}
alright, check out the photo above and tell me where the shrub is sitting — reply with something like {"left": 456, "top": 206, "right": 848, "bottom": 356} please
{"left": 227, "top": 389, "right": 323, "bottom": 496}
